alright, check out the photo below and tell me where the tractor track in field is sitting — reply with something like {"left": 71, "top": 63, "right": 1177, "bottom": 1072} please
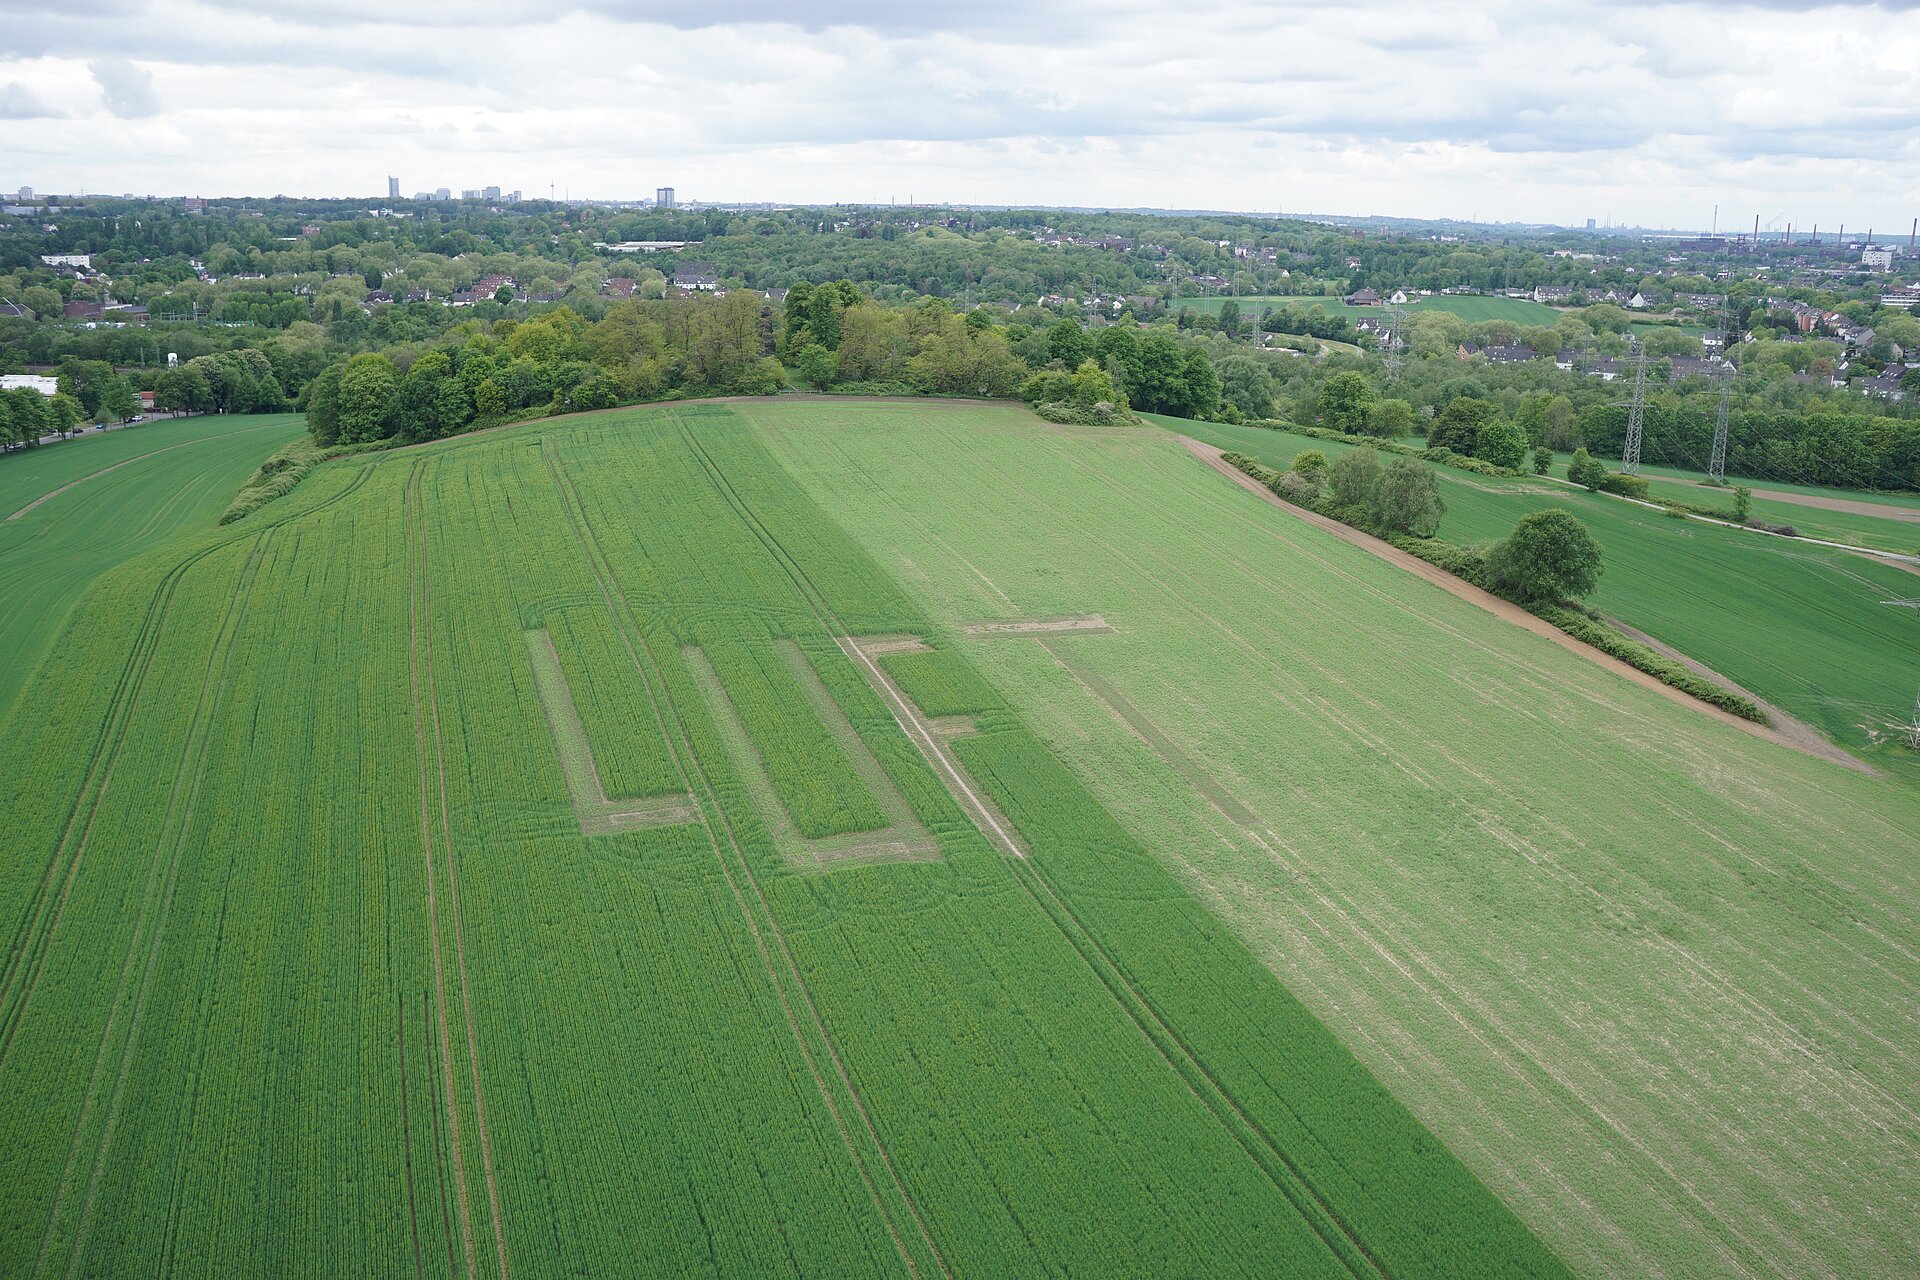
{"left": 407, "top": 460, "right": 513, "bottom": 1280}
{"left": 37, "top": 528, "right": 275, "bottom": 1280}
{"left": 541, "top": 431, "right": 949, "bottom": 1280}
{"left": 931, "top": 423, "right": 1870, "bottom": 1275}
{"left": 397, "top": 992, "right": 428, "bottom": 1280}
{"left": 675, "top": 421, "right": 1389, "bottom": 1280}
{"left": 4, "top": 421, "right": 289, "bottom": 522}
{"left": 0, "top": 453, "right": 370, "bottom": 1057}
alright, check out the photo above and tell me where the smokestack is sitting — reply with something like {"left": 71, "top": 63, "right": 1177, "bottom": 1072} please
{"left": 1753, "top": 213, "right": 1760, "bottom": 245}
{"left": 1811, "top": 224, "right": 1817, "bottom": 245}
{"left": 1910, "top": 217, "right": 1916, "bottom": 252}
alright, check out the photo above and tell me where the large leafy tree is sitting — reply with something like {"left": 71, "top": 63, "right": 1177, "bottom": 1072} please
{"left": 1485, "top": 508, "right": 1603, "bottom": 603}
{"left": 1315, "top": 370, "right": 1375, "bottom": 434}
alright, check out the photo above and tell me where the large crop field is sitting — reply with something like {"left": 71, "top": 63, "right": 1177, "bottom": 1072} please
{"left": 1, "top": 403, "right": 1575, "bottom": 1279}
{"left": 0, "top": 414, "right": 306, "bottom": 718}
{"left": 5, "top": 400, "right": 1915, "bottom": 1279}
{"left": 1174, "top": 418, "right": 1920, "bottom": 775}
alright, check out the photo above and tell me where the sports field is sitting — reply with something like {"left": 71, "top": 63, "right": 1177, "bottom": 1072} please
{"left": 0, "top": 414, "right": 306, "bottom": 718}
{"left": 4, "top": 400, "right": 1915, "bottom": 1279}
{"left": 1174, "top": 419, "right": 1920, "bottom": 775}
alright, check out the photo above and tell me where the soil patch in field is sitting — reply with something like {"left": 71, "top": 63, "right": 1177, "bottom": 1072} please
{"left": 1691, "top": 481, "right": 1920, "bottom": 523}
{"left": 962, "top": 616, "right": 1114, "bottom": 637}
{"left": 1181, "top": 436, "right": 1858, "bottom": 770}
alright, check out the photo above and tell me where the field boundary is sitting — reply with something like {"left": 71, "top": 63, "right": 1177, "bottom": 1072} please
{"left": 1182, "top": 436, "right": 1858, "bottom": 767}
{"left": 522, "top": 628, "right": 697, "bottom": 835}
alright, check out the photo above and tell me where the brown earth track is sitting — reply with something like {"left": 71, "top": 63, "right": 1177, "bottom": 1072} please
{"left": 1690, "top": 481, "right": 1920, "bottom": 523}
{"left": 1183, "top": 437, "right": 1853, "bottom": 769}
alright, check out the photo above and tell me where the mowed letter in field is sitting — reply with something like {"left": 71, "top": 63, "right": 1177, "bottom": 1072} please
{"left": 0, "top": 404, "right": 1575, "bottom": 1279}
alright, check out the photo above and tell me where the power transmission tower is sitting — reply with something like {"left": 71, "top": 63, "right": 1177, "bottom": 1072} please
{"left": 1621, "top": 337, "right": 1649, "bottom": 475}
{"left": 1709, "top": 362, "right": 1732, "bottom": 483}
{"left": 1381, "top": 304, "right": 1407, "bottom": 379}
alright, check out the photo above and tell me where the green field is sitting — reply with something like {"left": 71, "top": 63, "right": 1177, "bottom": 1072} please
{"left": 1172, "top": 419, "right": 1920, "bottom": 775}
{"left": 0, "top": 403, "right": 1573, "bottom": 1278}
{"left": 5, "top": 399, "right": 1916, "bottom": 1279}
{"left": 0, "top": 414, "right": 306, "bottom": 718}
{"left": 751, "top": 401, "right": 1920, "bottom": 1279}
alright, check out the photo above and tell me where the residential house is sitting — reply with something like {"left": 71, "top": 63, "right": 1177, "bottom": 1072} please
{"left": 603, "top": 277, "right": 637, "bottom": 299}
{"left": 1533, "top": 285, "right": 1574, "bottom": 305}
{"left": 62, "top": 300, "right": 104, "bottom": 320}
{"left": 1700, "top": 330, "right": 1727, "bottom": 352}
{"left": 674, "top": 262, "right": 720, "bottom": 291}
{"left": 1859, "top": 367, "right": 1907, "bottom": 401}
{"left": 1346, "top": 287, "right": 1381, "bottom": 306}
{"left": 1554, "top": 349, "right": 1579, "bottom": 371}
{"left": 1486, "top": 345, "right": 1538, "bottom": 364}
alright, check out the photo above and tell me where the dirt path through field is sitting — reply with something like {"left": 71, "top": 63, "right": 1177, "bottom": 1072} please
{"left": 1182, "top": 437, "right": 1856, "bottom": 770}
{"left": 1691, "top": 481, "right": 1920, "bottom": 522}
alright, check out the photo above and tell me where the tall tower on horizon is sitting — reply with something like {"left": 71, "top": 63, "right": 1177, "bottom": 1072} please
{"left": 388, "top": 175, "right": 399, "bottom": 200}
{"left": 656, "top": 186, "right": 675, "bottom": 209}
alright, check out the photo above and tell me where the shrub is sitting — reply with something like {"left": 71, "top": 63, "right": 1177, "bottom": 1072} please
{"left": 1385, "top": 532, "right": 1487, "bottom": 584}
{"left": 1746, "top": 518, "right": 1799, "bottom": 537}
{"left": 1732, "top": 486, "right": 1752, "bottom": 521}
{"left": 1531, "top": 605, "right": 1769, "bottom": 723}
{"left": 1272, "top": 469, "right": 1321, "bottom": 505}
{"left": 1484, "top": 508, "right": 1604, "bottom": 604}
{"left": 1291, "top": 448, "right": 1329, "bottom": 479}
{"left": 1597, "top": 472, "right": 1649, "bottom": 500}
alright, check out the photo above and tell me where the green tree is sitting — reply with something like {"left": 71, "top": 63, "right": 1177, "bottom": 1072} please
{"left": 1568, "top": 446, "right": 1605, "bottom": 490}
{"left": 1732, "top": 486, "right": 1752, "bottom": 521}
{"left": 1180, "top": 348, "right": 1221, "bottom": 419}
{"left": 47, "top": 392, "right": 84, "bottom": 435}
{"left": 473, "top": 377, "right": 507, "bottom": 421}
{"left": 304, "top": 365, "right": 343, "bottom": 443}
{"left": 1290, "top": 449, "right": 1328, "bottom": 480}
{"left": 1532, "top": 445, "right": 1553, "bottom": 475}
{"left": 1473, "top": 417, "right": 1529, "bottom": 469}
{"left": 793, "top": 344, "right": 837, "bottom": 388}
{"left": 336, "top": 353, "right": 399, "bottom": 442}
{"left": 1485, "top": 508, "right": 1604, "bottom": 603}
{"left": 1218, "top": 299, "right": 1241, "bottom": 337}
{"left": 1369, "top": 456, "right": 1446, "bottom": 536}
{"left": 1364, "top": 398, "right": 1416, "bottom": 438}
{"left": 1046, "top": 318, "right": 1090, "bottom": 368}
{"left": 1326, "top": 445, "right": 1383, "bottom": 509}
{"left": 98, "top": 376, "right": 140, "bottom": 423}
{"left": 1429, "top": 396, "right": 1495, "bottom": 453}
{"left": 1215, "top": 353, "right": 1275, "bottom": 420}
{"left": 1316, "top": 371, "right": 1375, "bottom": 434}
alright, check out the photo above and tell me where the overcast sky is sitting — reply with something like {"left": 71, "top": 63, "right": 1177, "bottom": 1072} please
{"left": 2, "top": 0, "right": 1917, "bottom": 231}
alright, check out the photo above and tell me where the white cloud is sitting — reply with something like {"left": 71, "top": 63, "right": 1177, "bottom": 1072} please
{"left": 0, "top": 0, "right": 1911, "bottom": 227}
{"left": 89, "top": 57, "right": 160, "bottom": 118}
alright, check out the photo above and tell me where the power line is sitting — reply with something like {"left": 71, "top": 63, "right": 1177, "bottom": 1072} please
{"left": 1620, "top": 337, "right": 1649, "bottom": 475}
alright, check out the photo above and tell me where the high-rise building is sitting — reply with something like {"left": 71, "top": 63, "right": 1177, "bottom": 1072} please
{"left": 483, "top": 186, "right": 501, "bottom": 201}
{"left": 1586, "top": 217, "right": 1596, "bottom": 230}
{"left": 656, "top": 187, "right": 675, "bottom": 209}
{"left": 461, "top": 188, "right": 481, "bottom": 200}
{"left": 17, "top": 186, "right": 33, "bottom": 202}
{"left": 388, "top": 175, "right": 399, "bottom": 199}
{"left": 434, "top": 187, "right": 451, "bottom": 201}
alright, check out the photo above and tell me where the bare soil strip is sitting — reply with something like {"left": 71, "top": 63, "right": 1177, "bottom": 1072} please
{"left": 1182, "top": 437, "right": 1851, "bottom": 768}
{"left": 1604, "top": 619, "right": 1872, "bottom": 773}
{"left": 522, "top": 629, "right": 698, "bottom": 835}
{"left": 961, "top": 615, "right": 1113, "bottom": 636}
{"left": 1690, "top": 481, "right": 1920, "bottom": 522}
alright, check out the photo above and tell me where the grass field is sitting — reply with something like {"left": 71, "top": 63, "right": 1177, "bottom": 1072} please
{"left": 1171, "top": 418, "right": 1920, "bottom": 777}
{"left": 0, "top": 403, "right": 1576, "bottom": 1278}
{"left": 0, "top": 414, "right": 306, "bottom": 718}
{"left": 753, "top": 400, "right": 1920, "bottom": 1280}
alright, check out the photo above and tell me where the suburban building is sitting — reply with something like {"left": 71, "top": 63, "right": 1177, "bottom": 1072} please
{"left": 41, "top": 253, "right": 90, "bottom": 268}
{"left": 1533, "top": 285, "right": 1574, "bottom": 304}
{"left": 1345, "top": 287, "right": 1381, "bottom": 306}
{"left": 1862, "top": 247, "right": 1895, "bottom": 270}
{"left": 0, "top": 373, "right": 58, "bottom": 396}
{"left": 674, "top": 262, "right": 720, "bottom": 291}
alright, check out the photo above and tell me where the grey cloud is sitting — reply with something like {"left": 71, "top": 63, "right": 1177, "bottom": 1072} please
{"left": 90, "top": 57, "right": 159, "bottom": 117}
{"left": 0, "top": 81, "right": 59, "bottom": 118}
